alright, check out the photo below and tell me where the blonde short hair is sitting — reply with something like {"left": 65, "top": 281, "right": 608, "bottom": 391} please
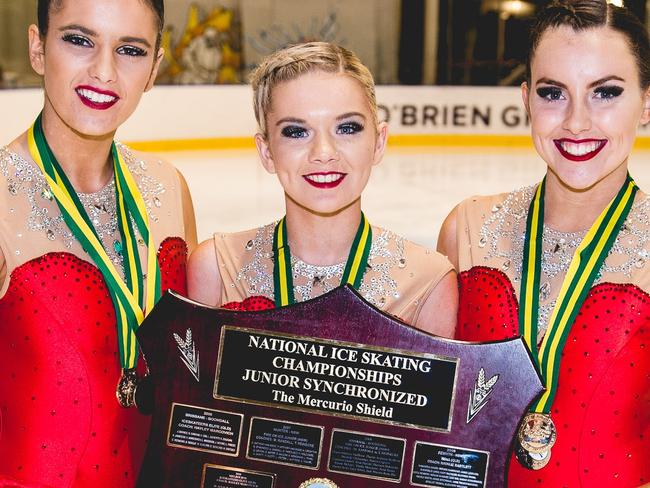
{"left": 250, "top": 42, "right": 378, "bottom": 136}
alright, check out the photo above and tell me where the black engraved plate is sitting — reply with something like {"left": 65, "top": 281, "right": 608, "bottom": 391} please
{"left": 328, "top": 429, "right": 405, "bottom": 482}
{"left": 411, "top": 442, "right": 489, "bottom": 488}
{"left": 167, "top": 403, "right": 243, "bottom": 456}
{"left": 215, "top": 327, "right": 457, "bottom": 431}
{"left": 201, "top": 464, "right": 275, "bottom": 488}
{"left": 247, "top": 417, "right": 323, "bottom": 469}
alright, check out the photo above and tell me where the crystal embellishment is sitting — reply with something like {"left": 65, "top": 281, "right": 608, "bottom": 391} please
{"left": 235, "top": 224, "right": 404, "bottom": 309}
{"left": 540, "top": 282, "right": 551, "bottom": 301}
{"left": 478, "top": 184, "right": 650, "bottom": 339}
{"left": 0, "top": 144, "right": 165, "bottom": 279}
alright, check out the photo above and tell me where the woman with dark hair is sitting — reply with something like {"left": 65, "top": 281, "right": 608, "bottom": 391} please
{"left": 438, "top": 0, "right": 649, "bottom": 486}
{"left": 0, "top": 0, "right": 196, "bottom": 486}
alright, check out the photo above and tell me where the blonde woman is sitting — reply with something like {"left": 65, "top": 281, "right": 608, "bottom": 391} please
{"left": 188, "top": 42, "right": 456, "bottom": 336}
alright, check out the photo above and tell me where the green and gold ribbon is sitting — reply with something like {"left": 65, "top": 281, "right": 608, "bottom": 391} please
{"left": 273, "top": 212, "right": 372, "bottom": 306}
{"left": 28, "top": 113, "right": 161, "bottom": 370}
{"left": 519, "top": 174, "right": 637, "bottom": 413}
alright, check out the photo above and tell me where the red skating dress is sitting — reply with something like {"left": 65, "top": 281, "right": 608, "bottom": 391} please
{"left": 454, "top": 186, "right": 650, "bottom": 487}
{"left": 0, "top": 145, "right": 189, "bottom": 487}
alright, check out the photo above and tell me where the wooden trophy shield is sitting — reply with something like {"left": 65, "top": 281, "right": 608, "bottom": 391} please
{"left": 136, "top": 286, "right": 543, "bottom": 487}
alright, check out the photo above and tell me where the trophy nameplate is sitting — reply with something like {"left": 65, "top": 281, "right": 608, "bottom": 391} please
{"left": 136, "top": 286, "right": 543, "bottom": 487}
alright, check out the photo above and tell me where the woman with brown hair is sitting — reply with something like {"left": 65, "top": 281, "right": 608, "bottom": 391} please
{"left": 438, "top": 1, "right": 650, "bottom": 485}
{"left": 0, "top": 0, "right": 196, "bottom": 485}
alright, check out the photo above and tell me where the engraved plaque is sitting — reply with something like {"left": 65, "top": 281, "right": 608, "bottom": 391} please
{"left": 328, "top": 429, "right": 405, "bottom": 482}
{"left": 136, "top": 286, "right": 543, "bottom": 487}
{"left": 201, "top": 464, "right": 275, "bottom": 488}
{"left": 411, "top": 442, "right": 489, "bottom": 488}
{"left": 247, "top": 417, "right": 323, "bottom": 469}
{"left": 167, "top": 403, "right": 243, "bottom": 456}
{"left": 215, "top": 327, "right": 457, "bottom": 431}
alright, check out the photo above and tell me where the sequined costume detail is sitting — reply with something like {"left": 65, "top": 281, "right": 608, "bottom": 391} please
{"left": 477, "top": 185, "right": 650, "bottom": 336}
{"left": 0, "top": 145, "right": 188, "bottom": 487}
{"left": 0, "top": 145, "right": 166, "bottom": 277}
{"left": 213, "top": 222, "right": 452, "bottom": 323}
{"left": 455, "top": 187, "right": 650, "bottom": 487}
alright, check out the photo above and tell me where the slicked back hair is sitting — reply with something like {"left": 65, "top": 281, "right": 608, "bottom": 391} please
{"left": 527, "top": 0, "right": 650, "bottom": 89}
{"left": 37, "top": 0, "right": 165, "bottom": 50}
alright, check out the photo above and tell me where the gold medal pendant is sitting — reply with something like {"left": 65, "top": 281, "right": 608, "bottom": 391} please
{"left": 515, "top": 443, "right": 551, "bottom": 470}
{"left": 515, "top": 412, "right": 556, "bottom": 470}
{"left": 116, "top": 367, "right": 139, "bottom": 407}
{"left": 299, "top": 479, "right": 339, "bottom": 488}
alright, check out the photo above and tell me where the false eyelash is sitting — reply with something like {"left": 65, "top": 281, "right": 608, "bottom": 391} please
{"left": 536, "top": 86, "right": 563, "bottom": 101}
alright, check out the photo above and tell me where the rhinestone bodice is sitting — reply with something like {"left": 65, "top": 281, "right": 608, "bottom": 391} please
{"left": 234, "top": 223, "right": 407, "bottom": 307}
{"left": 459, "top": 185, "right": 650, "bottom": 337}
{"left": 213, "top": 222, "right": 453, "bottom": 325}
{"left": 0, "top": 143, "right": 189, "bottom": 487}
{"left": 0, "top": 144, "right": 179, "bottom": 289}
{"left": 0, "top": 239, "right": 188, "bottom": 487}
{"left": 455, "top": 187, "right": 650, "bottom": 487}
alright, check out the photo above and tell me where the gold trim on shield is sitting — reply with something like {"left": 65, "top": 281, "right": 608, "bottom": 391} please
{"left": 299, "top": 478, "right": 339, "bottom": 488}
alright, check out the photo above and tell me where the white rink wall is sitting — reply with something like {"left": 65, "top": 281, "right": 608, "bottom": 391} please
{"left": 1, "top": 85, "right": 649, "bottom": 245}
{"left": 5, "top": 84, "right": 649, "bottom": 143}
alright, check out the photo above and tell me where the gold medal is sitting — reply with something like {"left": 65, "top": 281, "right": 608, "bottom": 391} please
{"left": 299, "top": 479, "right": 339, "bottom": 488}
{"left": 515, "top": 443, "right": 551, "bottom": 470}
{"left": 516, "top": 412, "right": 556, "bottom": 469}
{"left": 517, "top": 412, "right": 557, "bottom": 453}
{"left": 116, "top": 367, "right": 138, "bottom": 408}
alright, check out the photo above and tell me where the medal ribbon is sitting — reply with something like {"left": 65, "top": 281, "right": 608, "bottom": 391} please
{"left": 519, "top": 175, "right": 637, "bottom": 413}
{"left": 273, "top": 212, "right": 372, "bottom": 306}
{"left": 28, "top": 113, "right": 162, "bottom": 370}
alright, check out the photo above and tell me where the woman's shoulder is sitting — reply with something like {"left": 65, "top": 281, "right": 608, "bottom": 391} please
{"left": 117, "top": 143, "right": 184, "bottom": 207}
{"left": 191, "top": 225, "right": 269, "bottom": 270}
{"left": 117, "top": 143, "right": 178, "bottom": 178}
{"left": 212, "top": 223, "right": 275, "bottom": 255}
{"left": 454, "top": 186, "right": 536, "bottom": 226}
{"left": 1, "top": 138, "right": 34, "bottom": 178}
{"left": 457, "top": 189, "right": 520, "bottom": 214}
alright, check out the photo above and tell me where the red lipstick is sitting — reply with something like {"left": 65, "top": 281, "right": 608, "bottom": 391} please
{"left": 554, "top": 138, "right": 607, "bottom": 162}
{"left": 303, "top": 172, "right": 346, "bottom": 189}
{"left": 75, "top": 85, "right": 119, "bottom": 110}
